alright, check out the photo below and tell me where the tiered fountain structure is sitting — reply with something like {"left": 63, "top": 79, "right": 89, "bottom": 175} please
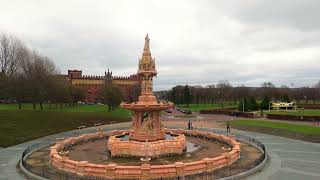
{"left": 107, "top": 34, "right": 186, "bottom": 157}
{"left": 49, "top": 34, "right": 241, "bottom": 179}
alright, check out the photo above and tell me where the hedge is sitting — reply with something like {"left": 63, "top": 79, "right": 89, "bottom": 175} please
{"left": 199, "top": 109, "right": 255, "bottom": 118}
{"left": 297, "top": 104, "right": 320, "bottom": 109}
{"left": 266, "top": 114, "right": 320, "bottom": 122}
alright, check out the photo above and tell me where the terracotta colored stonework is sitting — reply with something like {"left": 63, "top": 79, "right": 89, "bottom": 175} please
{"left": 50, "top": 129, "right": 240, "bottom": 179}
{"left": 107, "top": 131, "right": 187, "bottom": 157}
{"left": 119, "top": 34, "right": 174, "bottom": 143}
{"left": 106, "top": 35, "right": 182, "bottom": 158}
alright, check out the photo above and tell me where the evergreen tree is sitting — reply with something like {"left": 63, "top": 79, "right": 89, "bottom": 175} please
{"left": 260, "top": 96, "right": 270, "bottom": 110}
{"left": 281, "top": 94, "right": 290, "bottom": 102}
{"left": 238, "top": 98, "right": 250, "bottom": 112}
{"left": 169, "top": 87, "right": 177, "bottom": 104}
{"left": 183, "top": 85, "right": 192, "bottom": 107}
{"left": 249, "top": 97, "right": 259, "bottom": 111}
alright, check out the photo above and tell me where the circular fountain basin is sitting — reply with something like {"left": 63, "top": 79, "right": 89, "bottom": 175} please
{"left": 117, "top": 133, "right": 200, "bottom": 153}
{"left": 49, "top": 129, "right": 240, "bottom": 179}
{"left": 107, "top": 131, "right": 187, "bottom": 158}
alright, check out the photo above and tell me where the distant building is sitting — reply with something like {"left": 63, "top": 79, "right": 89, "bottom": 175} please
{"left": 64, "top": 69, "right": 140, "bottom": 103}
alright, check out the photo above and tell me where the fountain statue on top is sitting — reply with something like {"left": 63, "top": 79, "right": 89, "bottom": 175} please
{"left": 120, "top": 34, "right": 173, "bottom": 142}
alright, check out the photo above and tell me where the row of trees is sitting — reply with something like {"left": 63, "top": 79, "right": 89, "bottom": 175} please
{"left": 156, "top": 80, "right": 320, "bottom": 107}
{"left": 0, "top": 33, "right": 122, "bottom": 110}
{"left": 0, "top": 33, "right": 87, "bottom": 109}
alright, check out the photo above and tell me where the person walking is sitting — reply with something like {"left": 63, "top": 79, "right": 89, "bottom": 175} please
{"left": 226, "top": 121, "right": 231, "bottom": 133}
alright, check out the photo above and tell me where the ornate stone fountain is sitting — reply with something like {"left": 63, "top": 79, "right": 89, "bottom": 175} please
{"left": 107, "top": 34, "right": 186, "bottom": 157}
{"left": 121, "top": 34, "right": 172, "bottom": 142}
{"left": 48, "top": 34, "right": 242, "bottom": 179}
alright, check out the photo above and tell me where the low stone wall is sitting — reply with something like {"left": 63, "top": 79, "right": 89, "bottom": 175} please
{"left": 200, "top": 109, "right": 256, "bottom": 118}
{"left": 297, "top": 104, "right": 320, "bottom": 109}
{"left": 50, "top": 129, "right": 240, "bottom": 179}
{"left": 232, "top": 111, "right": 255, "bottom": 118}
{"left": 266, "top": 114, "right": 320, "bottom": 121}
{"left": 200, "top": 109, "right": 233, "bottom": 115}
{"left": 108, "top": 132, "right": 186, "bottom": 157}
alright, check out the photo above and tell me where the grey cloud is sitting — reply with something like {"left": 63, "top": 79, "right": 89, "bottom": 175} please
{"left": 0, "top": 0, "right": 319, "bottom": 90}
{"left": 233, "top": 0, "right": 320, "bottom": 31}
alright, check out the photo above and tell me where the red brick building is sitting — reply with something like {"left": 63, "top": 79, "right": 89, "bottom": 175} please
{"left": 65, "top": 69, "right": 140, "bottom": 103}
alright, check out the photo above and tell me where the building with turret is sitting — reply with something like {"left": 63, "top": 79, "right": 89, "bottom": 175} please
{"left": 64, "top": 69, "right": 140, "bottom": 103}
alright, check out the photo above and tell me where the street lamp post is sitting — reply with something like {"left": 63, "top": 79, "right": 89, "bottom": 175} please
{"left": 242, "top": 98, "right": 245, "bottom": 112}
{"left": 269, "top": 101, "right": 271, "bottom": 111}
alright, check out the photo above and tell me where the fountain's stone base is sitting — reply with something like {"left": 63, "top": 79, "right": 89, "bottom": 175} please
{"left": 50, "top": 129, "right": 240, "bottom": 179}
{"left": 129, "top": 130, "right": 166, "bottom": 142}
{"left": 108, "top": 131, "right": 186, "bottom": 157}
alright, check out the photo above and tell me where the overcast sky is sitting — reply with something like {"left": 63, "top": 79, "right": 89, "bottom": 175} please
{"left": 1, "top": 0, "right": 319, "bottom": 90}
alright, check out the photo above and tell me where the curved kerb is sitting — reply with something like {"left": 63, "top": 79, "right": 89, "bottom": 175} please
{"left": 19, "top": 143, "right": 51, "bottom": 180}
{"left": 218, "top": 138, "right": 269, "bottom": 180}
{"left": 19, "top": 129, "right": 268, "bottom": 180}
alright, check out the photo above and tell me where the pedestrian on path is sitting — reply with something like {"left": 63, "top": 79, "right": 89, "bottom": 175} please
{"left": 226, "top": 121, "right": 231, "bottom": 133}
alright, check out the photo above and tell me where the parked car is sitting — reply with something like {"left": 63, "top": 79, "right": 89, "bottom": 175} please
{"left": 77, "top": 101, "right": 86, "bottom": 104}
{"left": 174, "top": 106, "right": 192, "bottom": 114}
{"left": 185, "top": 110, "right": 192, "bottom": 114}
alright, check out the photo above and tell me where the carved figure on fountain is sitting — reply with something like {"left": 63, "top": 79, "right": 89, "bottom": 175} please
{"left": 141, "top": 112, "right": 154, "bottom": 132}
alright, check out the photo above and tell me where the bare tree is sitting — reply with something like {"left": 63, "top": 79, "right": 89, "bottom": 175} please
{"left": 129, "top": 83, "right": 141, "bottom": 102}
{"left": 235, "top": 84, "right": 250, "bottom": 103}
{"left": 206, "top": 84, "right": 217, "bottom": 106}
{"left": 0, "top": 33, "right": 29, "bottom": 101}
{"left": 20, "top": 51, "right": 57, "bottom": 109}
{"left": 0, "top": 34, "right": 24, "bottom": 78}
{"left": 315, "top": 81, "right": 320, "bottom": 104}
{"left": 261, "top": 81, "right": 277, "bottom": 100}
{"left": 216, "top": 80, "right": 232, "bottom": 108}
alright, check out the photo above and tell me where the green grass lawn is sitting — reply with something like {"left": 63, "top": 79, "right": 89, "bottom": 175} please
{"left": 173, "top": 114, "right": 198, "bottom": 118}
{"left": 0, "top": 104, "right": 131, "bottom": 147}
{"left": 232, "top": 119, "right": 320, "bottom": 135}
{"left": 0, "top": 103, "right": 126, "bottom": 112}
{"left": 231, "top": 119, "right": 320, "bottom": 142}
{"left": 177, "top": 103, "right": 238, "bottom": 112}
{"left": 265, "top": 109, "right": 320, "bottom": 116}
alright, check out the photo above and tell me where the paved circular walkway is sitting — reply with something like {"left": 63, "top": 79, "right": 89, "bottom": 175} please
{"left": 1, "top": 120, "right": 320, "bottom": 180}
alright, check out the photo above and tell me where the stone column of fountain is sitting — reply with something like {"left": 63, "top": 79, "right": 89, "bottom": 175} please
{"left": 121, "top": 34, "right": 173, "bottom": 142}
